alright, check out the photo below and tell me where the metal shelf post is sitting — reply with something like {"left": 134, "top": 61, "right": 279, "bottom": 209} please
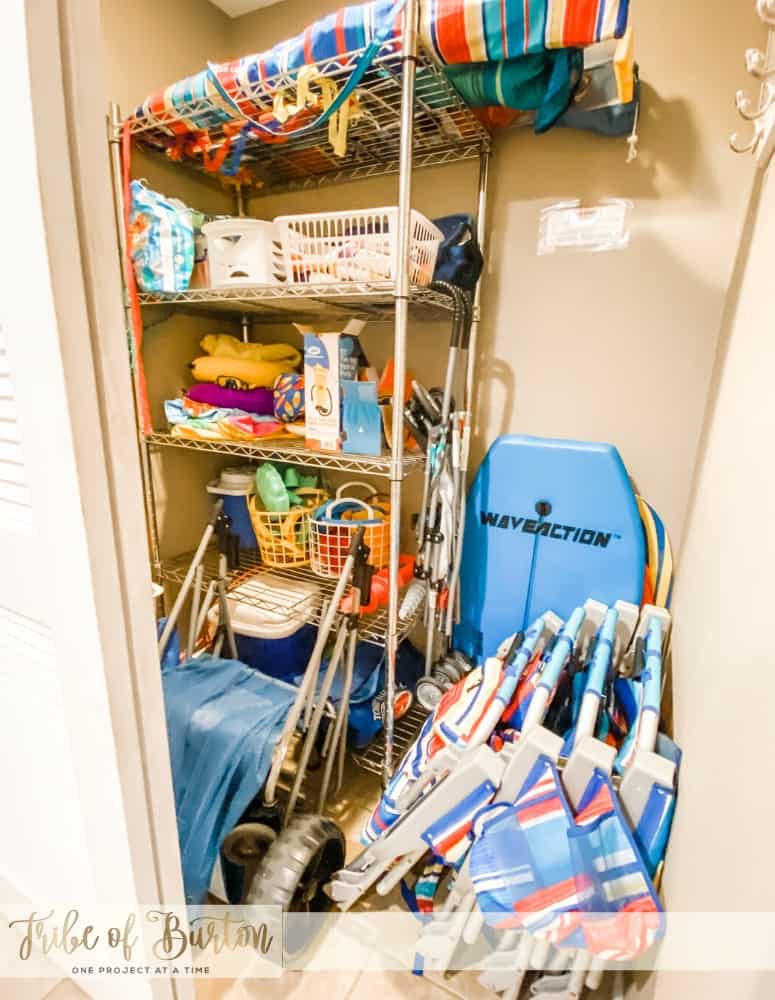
{"left": 384, "top": 0, "right": 420, "bottom": 783}
{"left": 107, "top": 101, "right": 163, "bottom": 585}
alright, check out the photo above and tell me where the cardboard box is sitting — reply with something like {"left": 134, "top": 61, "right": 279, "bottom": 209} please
{"left": 297, "top": 320, "right": 364, "bottom": 452}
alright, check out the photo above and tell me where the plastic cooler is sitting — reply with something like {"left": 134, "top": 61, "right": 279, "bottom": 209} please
{"left": 206, "top": 467, "right": 258, "bottom": 550}
{"left": 207, "top": 574, "right": 320, "bottom": 679}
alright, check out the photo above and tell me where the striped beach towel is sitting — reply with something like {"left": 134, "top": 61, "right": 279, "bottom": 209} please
{"left": 420, "top": 0, "right": 630, "bottom": 63}
{"left": 131, "top": 1, "right": 403, "bottom": 138}
{"left": 130, "top": 0, "right": 631, "bottom": 136}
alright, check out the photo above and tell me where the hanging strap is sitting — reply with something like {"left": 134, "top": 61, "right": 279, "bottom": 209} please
{"left": 205, "top": 0, "right": 406, "bottom": 147}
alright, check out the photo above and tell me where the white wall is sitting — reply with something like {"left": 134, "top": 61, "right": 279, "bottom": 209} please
{"left": 642, "top": 162, "right": 775, "bottom": 1000}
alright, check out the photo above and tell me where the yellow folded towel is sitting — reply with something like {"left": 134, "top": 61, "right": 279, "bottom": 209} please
{"left": 200, "top": 333, "right": 301, "bottom": 368}
{"left": 191, "top": 355, "right": 297, "bottom": 389}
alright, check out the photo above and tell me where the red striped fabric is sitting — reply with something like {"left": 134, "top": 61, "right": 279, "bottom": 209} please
{"left": 514, "top": 876, "right": 579, "bottom": 914}
{"left": 434, "top": 0, "right": 474, "bottom": 63}
{"left": 561, "top": 0, "right": 601, "bottom": 47}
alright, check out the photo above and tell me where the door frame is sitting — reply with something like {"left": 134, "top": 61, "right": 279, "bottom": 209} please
{"left": 24, "top": 1, "right": 190, "bottom": 996}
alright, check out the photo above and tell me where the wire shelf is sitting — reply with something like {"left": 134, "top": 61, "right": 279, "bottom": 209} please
{"left": 138, "top": 281, "right": 455, "bottom": 321}
{"left": 160, "top": 546, "right": 424, "bottom": 646}
{"left": 351, "top": 700, "right": 429, "bottom": 777}
{"left": 146, "top": 432, "right": 424, "bottom": 478}
{"left": 126, "top": 43, "right": 490, "bottom": 194}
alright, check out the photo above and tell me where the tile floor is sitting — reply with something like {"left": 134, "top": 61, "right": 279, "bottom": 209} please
{"left": 197, "top": 758, "right": 525, "bottom": 1000}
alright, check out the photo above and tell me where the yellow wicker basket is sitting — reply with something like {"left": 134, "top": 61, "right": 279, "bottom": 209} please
{"left": 248, "top": 488, "right": 328, "bottom": 568}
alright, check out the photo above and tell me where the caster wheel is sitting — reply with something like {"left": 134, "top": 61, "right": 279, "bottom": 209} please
{"left": 433, "top": 660, "right": 462, "bottom": 687}
{"left": 449, "top": 650, "right": 474, "bottom": 675}
{"left": 416, "top": 676, "right": 446, "bottom": 711}
{"left": 246, "top": 814, "right": 345, "bottom": 959}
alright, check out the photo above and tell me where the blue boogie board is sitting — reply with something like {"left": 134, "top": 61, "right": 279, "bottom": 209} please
{"left": 454, "top": 435, "right": 645, "bottom": 661}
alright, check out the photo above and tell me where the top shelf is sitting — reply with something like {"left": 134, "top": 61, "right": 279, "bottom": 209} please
{"left": 126, "top": 43, "right": 491, "bottom": 195}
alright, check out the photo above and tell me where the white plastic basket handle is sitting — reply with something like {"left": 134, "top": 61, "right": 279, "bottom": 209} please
{"left": 336, "top": 480, "right": 379, "bottom": 502}
{"left": 323, "top": 496, "right": 374, "bottom": 521}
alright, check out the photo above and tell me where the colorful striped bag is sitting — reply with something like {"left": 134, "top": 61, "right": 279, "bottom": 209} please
{"left": 419, "top": 0, "right": 631, "bottom": 63}
{"left": 469, "top": 755, "right": 664, "bottom": 960}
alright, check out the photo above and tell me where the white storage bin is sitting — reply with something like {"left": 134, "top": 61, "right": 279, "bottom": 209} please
{"left": 203, "top": 218, "right": 285, "bottom": 288}
{"left": 275, "top": 207, "right": 443, "bottom": 286}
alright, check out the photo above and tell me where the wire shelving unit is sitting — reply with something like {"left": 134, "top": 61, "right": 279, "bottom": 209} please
{"left": 109, "top": 3, "right": 491, "bottom": 783}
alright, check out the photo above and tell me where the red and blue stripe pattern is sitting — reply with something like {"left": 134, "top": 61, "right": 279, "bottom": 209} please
{"left": 420, "top": 0, "right": 630, "bottom": 64}
{"left": 362, "top": 652, "right": 513, "bottom": 844}
{"left": 420, "top": 777, "right": 498, "bottom": 864}
{"left": 362, "top": 712, "right": 437, "bottom": 843}
{"left": 470, "top": 756, "right": 583, "bottom": 936}
{"left": 499, "top": 649, "right": 553, "bottom": 731}
{"left": 433, "top": 655, "right": 504, "bottom": 747}
{"left": 568, "top": 768, "right": 664, "bottom": 960}
{"left": 470, "top": 761, "right": 664, "bottom": 959}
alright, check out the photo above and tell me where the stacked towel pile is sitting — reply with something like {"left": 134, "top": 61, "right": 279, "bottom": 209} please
{"left": 165, "top": 334, "right": 305, "bottom": 442}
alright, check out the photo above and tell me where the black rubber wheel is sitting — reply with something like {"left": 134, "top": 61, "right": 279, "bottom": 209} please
{"left": 450, "top": 650, "right": 474, "bottom": 675}
{"left": 246, "top": 814, "right": 345, "bottom": 958}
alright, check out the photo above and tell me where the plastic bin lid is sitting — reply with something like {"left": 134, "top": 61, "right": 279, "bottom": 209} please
{"left": 206, "top": 466, "right": 256, "bottom": 497}
{"left": 207, "top": 573, "right": 320, "bottom": 639}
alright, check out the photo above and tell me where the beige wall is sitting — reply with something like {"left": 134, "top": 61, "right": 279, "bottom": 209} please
{"left": 102, "top": 0, "right": 231, "bottom": 114}
{"left": 102, "top": 0, "right": 240, "bottom": 560}
{"left": 642, "top": 163, "right": 775, "bottom": 1000}
{"left": 228, "top": 0, "right": 765, "bottom": 549}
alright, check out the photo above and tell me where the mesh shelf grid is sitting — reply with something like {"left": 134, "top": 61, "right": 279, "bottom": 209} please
{"left": 145, "top": 432, "right": 425, "bottom": 478}
{"left": 137, "top": 281, "right": 457, "bottom": 322}
{"left": 351, "top": 700, "right": 429, "bottom": 777}
{"left": 160, "top": 546, "right": 424, "bottom": 646}
{"left": 127, "top": 44, "right": 490, "bottom": 194}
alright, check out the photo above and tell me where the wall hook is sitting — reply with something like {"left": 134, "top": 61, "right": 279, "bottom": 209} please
{"left": 729, "top": 128, "right": 761, "bottom": 154}
{"left": 757, "top": 0, "right": 775, "bottom": 28}
{"left": 745, "top": 46, "right": 775, "bottom": 79}
{"left": 735, "top": 82, "right": 775, "bottom": 120}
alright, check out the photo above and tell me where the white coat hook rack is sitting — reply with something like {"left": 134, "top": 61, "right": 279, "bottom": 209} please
{"left": 730, "top": 0, "right": 775, "bottom": 165}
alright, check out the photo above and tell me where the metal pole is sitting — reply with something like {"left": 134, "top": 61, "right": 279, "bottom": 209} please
{"left": 385, "top": 0, "right": 419, "bottom": 784}
{"left": 465, "top": 147, "right": 491, "bottom": 430}
{"left": 445, "top": 146, "right": 491, "bottom": 637}
{"left": 108, "top": 102, "right": 163, "bottom": 582}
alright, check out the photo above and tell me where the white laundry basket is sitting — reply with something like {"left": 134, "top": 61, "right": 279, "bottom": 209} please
{"left": 275, "top": 207, "right": 443, "bottom": 286}
{"left": 203, "top": 218, "right": 285, "bottom": 287}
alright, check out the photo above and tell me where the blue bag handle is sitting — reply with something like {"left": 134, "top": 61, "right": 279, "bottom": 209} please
{"left": 207, "top": 0, "right": 406, "bottom": 155}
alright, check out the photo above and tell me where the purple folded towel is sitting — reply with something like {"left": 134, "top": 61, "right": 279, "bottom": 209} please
{"left": 186, "top": 383, "right": 274, "bottom": 415}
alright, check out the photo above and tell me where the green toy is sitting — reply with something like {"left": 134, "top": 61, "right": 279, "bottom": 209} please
{"left": 256, "top": 463, "right": 321, "bottom": 512}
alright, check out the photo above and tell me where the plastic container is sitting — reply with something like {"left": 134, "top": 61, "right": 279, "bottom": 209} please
{"left": 275, "top": 208, "right": 443, "bottom": 286}
{"left": 203, "top": 218, "right": 285, "bottom": 288}
{"left": 206, "top": 467, "right": 257, "bottom": 550}
{"left": 309, "top": 482, "right": 390, "bottom": 578}
{"left": 206, "top": 574, "right": 320, "bottom": 679}
{"left": 248, "top": 488, "right": 328, "bottom": 568}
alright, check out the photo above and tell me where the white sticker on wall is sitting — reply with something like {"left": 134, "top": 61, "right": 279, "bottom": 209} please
{"left": 537, "top": 199, "right": 632, "bottom": 254}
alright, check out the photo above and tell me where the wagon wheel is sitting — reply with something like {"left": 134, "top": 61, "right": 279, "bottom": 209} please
{"left": 246, "top": 814, "right": 345, "bottom": 958}
{"left": 221, "top": 822, "right": 278, "bottom": 901}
